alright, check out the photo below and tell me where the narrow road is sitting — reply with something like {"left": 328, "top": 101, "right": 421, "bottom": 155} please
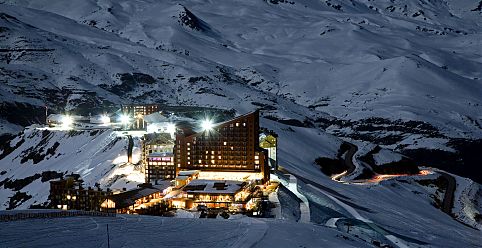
{"left": 342, "top": 142, "right": 358, "bottom": 178}
{"left": 330, "top": 142, "right": 358, "bottom": 181}
{"left": 341, "top": 143, "right": 456, "bottom": 217}
{"left": 439, "top": 172, "right": 456, "bottom": 215}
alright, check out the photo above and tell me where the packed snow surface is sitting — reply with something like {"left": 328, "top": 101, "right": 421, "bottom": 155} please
{"left": 0, "top": 213, "right": 371, "bottom": 248}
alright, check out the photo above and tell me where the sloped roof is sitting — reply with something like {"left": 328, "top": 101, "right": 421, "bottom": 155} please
{"left": 108, "top": 183, "right": 169, "bottom": 209}
{"left": 144, "top": 112, "right": 170, "bottom": 123}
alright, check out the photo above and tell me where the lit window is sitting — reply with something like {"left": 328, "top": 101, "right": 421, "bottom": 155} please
{"left": 243, "top": 122, "right": 246, "bottom": 126}
{"left": 211, "top": 151, "right": 214, "bottom": 155}
{"left": 188, "top": 157, "right": 190, "bottom": 160}
{"left": 188, "top": 152, "right": 190, "bottom": 155}
{"left": 255, "top": 160, "right": 259, "bottom": 164}
{"left": 255, "top": 155, "right": 259, "bottom": 159}
{"left": 187, "top": 147, "right": 191, "bottom": 151}
{"left": 198, "top": 160, "right": 202, "bottom": 163}
{"left": 188, "top": 161, "right": 191, "bottom": 165}
{"left": 211, "top": 160, "right": 215, "bottom": 164}
{"left": 224, "top": 142, "right": 227, "bottom": 145}
{"left": 218, "top": 156, "right": 221, "bottom": 159}
{"left": 187, "top": 143, "right": 190, "bottom": 146}
{"left": 236, "top": 123, "right": 239, "bottom": 127}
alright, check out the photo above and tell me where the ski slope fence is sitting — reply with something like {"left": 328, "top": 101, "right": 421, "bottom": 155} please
{"left": 0, "top": 210, "right": 116, "bottom": 222}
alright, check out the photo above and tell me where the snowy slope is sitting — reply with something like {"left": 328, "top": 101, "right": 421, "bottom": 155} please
{"left": 0, "top": 0, "right": 481, "bottom": 138}
{"left": 0, "top": 129, "right": 143, "bottom": 209}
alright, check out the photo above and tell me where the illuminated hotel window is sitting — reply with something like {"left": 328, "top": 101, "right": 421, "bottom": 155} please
{"left": 255, "top": 160, "right": 259, "bottom": 164}
{"left": 243, "top": 122, "right": 246, "bottom": 126}
{"left": 211, "top": 160, "right": 215, "bottom": 164}
{"left": 223, "top": 141, "right": 227, "bottom": 145}
{"left": 188, "top": 161, "right": 191, "bottom": 165}
{"left": 187, "top": 152, "right": 190, "bottom": 155}
{"left": 187, "top": 147, "right": 191, "bottom": 150}
{"left": 211, "top": 151, "right": 214, "bottom": 154}
{"left": 211, "top": 155, "right": 214, "bottom": 159}
{"left": 236, "top": 123, "right": 239, "bottom": 127}
{"left": 255, "top": 155, "right": 259, "bottom": 159}
{"left": 218, "top": 156, "right": 222, "bottom": 159}
{"left": 187, "top": 143, "right": 190, "bottom": 146}
{"left": 198, "top": 160, "right": 202, "bottom": 163}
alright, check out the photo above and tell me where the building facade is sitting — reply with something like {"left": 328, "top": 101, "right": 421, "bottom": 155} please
{"left": 121, "top": 104, "right": 159, "bottom": 129}
{"left": 142, "top": 133, "right": 176, "bottom": 183}
{"left": 49, "top": 174, "right": 111, "bottom": 211}
{"left": 175, "top": 110, "right": 269, "bottom": 182}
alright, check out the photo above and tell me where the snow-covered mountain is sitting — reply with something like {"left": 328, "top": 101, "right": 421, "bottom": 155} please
{"left": 1, "top": 0, "right": 482, "bottom": 181}
{"left": 1, "top": 1, "right": 482, "bottom": 246}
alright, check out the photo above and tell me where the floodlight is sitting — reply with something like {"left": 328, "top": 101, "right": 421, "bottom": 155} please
{"left": 101, "top": 115, "right": 110, "bottom": 124}
{"left": 119, "top": 114, "right": 130, "bottom": 124}
{"left": 201, "top": 119, "right": 214, "bottom": 131}
{"left": 167, "top": 123, "right": 176, "bottom": 134}
{"left": 61, "top": 115, "right": 73, "bottom": 129}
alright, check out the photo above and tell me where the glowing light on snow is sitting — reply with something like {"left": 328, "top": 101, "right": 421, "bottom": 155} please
{"left": 419, "top": 169, "right": 432, "bottom": 176}
{"left": 167, "top": 123, "right": 176, "bottom": 134}
{"left": 331, "top": 170, "right": 348, "bottom": 181}
{"left": 113, "top": 155, "right": 128, "bottom": 164}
